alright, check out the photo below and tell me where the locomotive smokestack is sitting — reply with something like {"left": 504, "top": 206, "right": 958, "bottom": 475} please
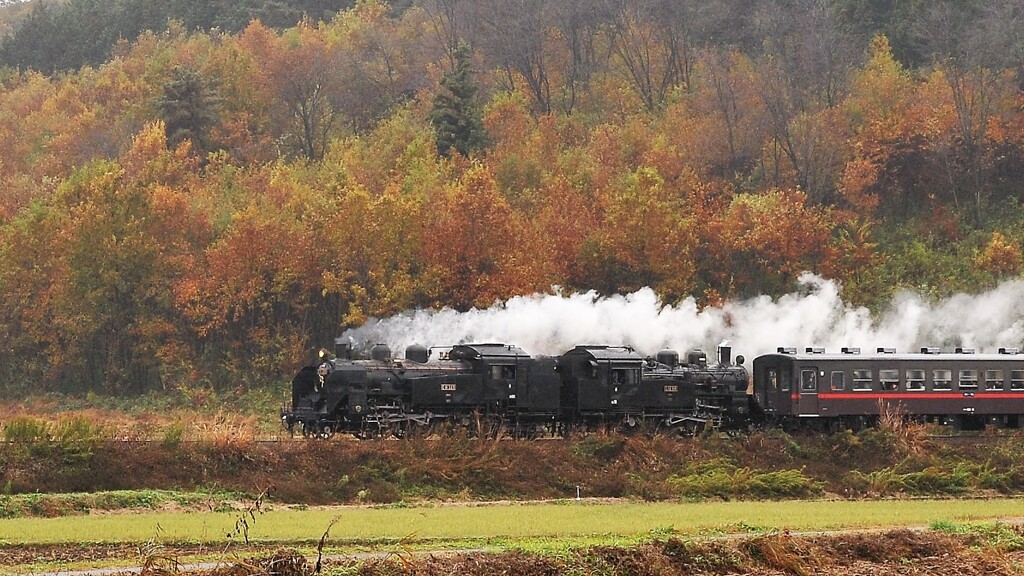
{"left": 718, "top": 345, "right": 732, "bottom": 366}
{"left": 335, "top": 337, "right": 353, "bottom": 360}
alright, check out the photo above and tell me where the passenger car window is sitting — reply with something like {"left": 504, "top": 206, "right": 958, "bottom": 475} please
{"left": 779, "top": 370, "right": 791, "bottom": 392}
{"left": 959, "top": 369, "right": 978, "bottom": 389}
{"left": 906, "top": 369, "right": 925, "bottom": 391}
{"left": 830, "top": 371, "right": 845, "bottom": 391}
{"left": 1012, "top": 370, "right": 1024, "bottom": 390}
{"left": 985, "top": 369, "right": 1004, "bottom": 390}
{"left": 852, "top": 369, "right": 873, "bottom": 390}
{"left": 933, "top": 369, "right": 952, "bottom": 390}
{"left": 880, "top": 369, "right": 899, "bottom": 391}
{"left": 801, "top": 370, "right": 817, "bottom": 392}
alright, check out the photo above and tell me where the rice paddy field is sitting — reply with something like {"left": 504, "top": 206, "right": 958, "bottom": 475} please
{"left": 2, "top": 497, "right": 1023, "bottom": 545}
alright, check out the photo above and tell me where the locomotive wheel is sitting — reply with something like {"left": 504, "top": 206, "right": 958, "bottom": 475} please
{"left": 680, "top": 420, "right": 706, "bottom": 437}
{"left": 358, "top": 425, "right": 381, "bottom": 440}
{"left": 389, "top": 421, "right": 407, "bottom": 439}
{"left": 319, "top": 424, "right": 334, "bottom": 439}
{"left": 618, "top": 416, "right": 640, "bottom": 435}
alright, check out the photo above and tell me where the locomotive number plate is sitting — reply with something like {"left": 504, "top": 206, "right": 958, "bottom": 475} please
{"left": 441, "top": 383, "right": 457, "bottom": 391}
{"left": 664, "top": 385, "right": 679, "bottom": 393}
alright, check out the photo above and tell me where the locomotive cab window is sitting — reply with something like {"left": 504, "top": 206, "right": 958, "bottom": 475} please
{"left": 933, "top": 369, "right": 952, "bottom": 390}
{"left": 830, "top": 371, "right": 845, "bottom": 391}
{"left": 852, "top": 369, "right": 873, "bottom": 391}
{"left": 611, "top": 368, "right": 638, "bottom": 385}
{"left": 1012, "top": 370, "right": 1024, "bottom": 390}
{"left": 491, "top": 365, "right": 516, "bottom": 380}
{"left": 906, "top": 369, "right": 925, "bottom": 391}
{"left": 985, "top": 369, "right": 1004, "bottom": 390}
{"left": 958, "top": 369, "right": 978, "bottom": 389}
{"left": 880, "top": 369, "right": 899, "bottom": 391}
{"left": 800, "top": 369, "right": 817, "bottom": 392}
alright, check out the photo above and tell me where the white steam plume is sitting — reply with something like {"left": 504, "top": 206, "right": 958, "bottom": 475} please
{"left": 341, "top": 273, "right": 1024, "bottom": 360}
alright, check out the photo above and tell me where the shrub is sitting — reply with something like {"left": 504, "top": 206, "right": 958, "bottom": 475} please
{"left": 3, "top": 415, "right": 50, "bottom": 443}
{"left": 161, "top": 421, "right": 185, "bottom": 449}
{"left": 667, "top": 459, "right": 821, "bottom": 500}
{"left": 51, "top": 415, "right": 107, "bottom": 444}
{"left": 570, "top": 434, "right": 626, "bottom": 461}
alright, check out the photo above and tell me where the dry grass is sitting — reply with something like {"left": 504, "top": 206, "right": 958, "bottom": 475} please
{"left": 876, "top": 399, "right": 930, "bottom": 455}
{"left": 191, "top": 411, "right": 261, "bottom": 445}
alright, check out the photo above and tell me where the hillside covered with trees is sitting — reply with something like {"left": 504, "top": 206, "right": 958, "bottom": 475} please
{"left": 0, "top": 0, "right": 1022, "bottom": 396}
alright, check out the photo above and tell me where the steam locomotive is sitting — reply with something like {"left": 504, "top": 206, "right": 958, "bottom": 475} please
{"left": 281, "top": 339, "right": 751, "bottom": 438}
{"left": 281, "top": 340, "right": 1024, "bottom": 438}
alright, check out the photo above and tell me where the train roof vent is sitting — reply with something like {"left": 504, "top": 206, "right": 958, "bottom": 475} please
{"left": 999, "top": 347, "right": 1021, "bottom": 355}
{"left": 921, "top": 347, "right": 940, "bottom": 354}
{"left": 841, "top": 347, "right": 861, "bottom": 354}
{"left": 805, "top": 347, "right": 825, "bottom": 354}
{"left": 956, "top": 347, "right": 975, "bottom": 354}
{"left": 777, "top": 347, "right": 798, "bottom": 354}
{"left": 877, "top": 347, "right": 896, "bottom": 354}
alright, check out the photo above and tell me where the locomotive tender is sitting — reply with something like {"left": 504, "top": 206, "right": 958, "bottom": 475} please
{"left": 282, "top": 340, "right": 1024, "bottom": 438}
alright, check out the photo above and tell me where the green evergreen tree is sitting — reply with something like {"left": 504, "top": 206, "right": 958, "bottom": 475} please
{"left": 156, "top": 66, "right": 221, "bottom": 156}
{"left": 430, "top": 41, "right": 488, "bottom": 157}
{"left": 0, "top": 1, "right": 60, "bottom": 72}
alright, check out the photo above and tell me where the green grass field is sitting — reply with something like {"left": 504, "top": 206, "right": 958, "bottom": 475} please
{"left": 2, "top": 498, "right": 1022, "bottom": 546}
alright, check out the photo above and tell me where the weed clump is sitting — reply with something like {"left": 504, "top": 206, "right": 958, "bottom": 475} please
{"left": 667, "top": 459, "right": 822, "bottom": 500}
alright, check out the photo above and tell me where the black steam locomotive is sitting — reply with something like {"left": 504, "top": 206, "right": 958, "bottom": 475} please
{"left": 281, "top": 339, "right": 751, "bottom": 438}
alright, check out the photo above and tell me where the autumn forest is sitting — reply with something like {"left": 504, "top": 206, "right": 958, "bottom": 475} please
{"left": 0, "top": 0, "right": 1023, "bottom": 396}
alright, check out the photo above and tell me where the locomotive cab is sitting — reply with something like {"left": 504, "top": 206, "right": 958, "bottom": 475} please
{"left": 558, "top": 345, "right": 644, "bottom": 417}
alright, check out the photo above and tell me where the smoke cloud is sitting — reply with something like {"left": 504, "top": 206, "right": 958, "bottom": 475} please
{"left": 341, "top": 274, "right": 1024, "bottom": 361}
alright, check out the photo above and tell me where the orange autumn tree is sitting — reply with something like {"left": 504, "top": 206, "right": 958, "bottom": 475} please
{"left": 0, "top": 199, "right": 66, "bottom": 392}
{"left": 316, "top": 106, "right": 442, "bottom": 327}
{"left": 482, "top": 94, "right": 600, "bottom": 292}
{"left": 588, "top": 166, "right": 699, "bottom": 301}
{"left": 28, "top": 126, "right": 192, "bottom": 393}
{"left": 975, "top": 231, "right": 1022, "bottom": 279}
{"left": 839, "top": 35, "right": 927, "bottom": 217}
{"left": 318, "top": 184, "right": 425, "bottom": 327}
{"left": 682, "top": 48, "right": 767, "bottom": 182}
{"left": 421, "top": 163, "right": 521, "bottom": 310}
{"left": 708, "top": 188, "right": 840, "bottom": 297}
{"left": 176, "top": 163, "right": 329, "bottom": 385}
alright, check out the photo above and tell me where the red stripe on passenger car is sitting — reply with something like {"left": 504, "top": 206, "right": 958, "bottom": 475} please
{"left": 816, "top": 393, "right": 1024, "bottom": 400}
